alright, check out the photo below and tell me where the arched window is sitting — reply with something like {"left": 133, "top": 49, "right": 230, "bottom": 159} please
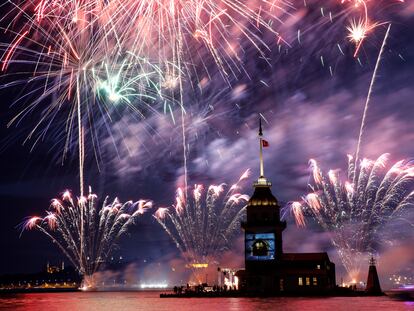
{"left": 252, "top": 239, "right": 269, "bottom": 257}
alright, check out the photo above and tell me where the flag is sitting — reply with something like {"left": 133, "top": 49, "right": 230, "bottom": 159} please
{"left": 262, "top": 139, "right": 269, "bottom": 147}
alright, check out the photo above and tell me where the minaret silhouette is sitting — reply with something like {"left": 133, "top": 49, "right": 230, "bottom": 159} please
{"left": 365, "top": 256, "right": 383, "bottom": 295}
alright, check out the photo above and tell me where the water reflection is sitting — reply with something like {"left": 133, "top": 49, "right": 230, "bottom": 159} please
{"left": 0, "top": 292, "right": 413, "bottom": 311}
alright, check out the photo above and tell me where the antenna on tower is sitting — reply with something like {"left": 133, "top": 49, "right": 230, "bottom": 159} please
{"left": 369, "top": 255, "right": 376, "bottom": 266}
{"left": 259, "top": 117, "right": 263, "bottom": 137}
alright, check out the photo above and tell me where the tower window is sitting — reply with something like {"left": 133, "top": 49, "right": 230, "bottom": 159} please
{"left": 306, "top": 277, "right": 310, "bottom": 286}
{"left": 298, "top": 277, "right": 303, "bottom": 286}
{"left": 313, "top": 277, "right": 318, "bottom": 286}
{"left": 252, "top": 240, "right": 269, "bottom": 257}
{"left": 316, "top": 265, "right": 321, "bottom": 269}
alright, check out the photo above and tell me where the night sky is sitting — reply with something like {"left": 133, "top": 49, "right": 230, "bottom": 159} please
{"left": 1, "top": 0, "right": 414, "bottom": 288}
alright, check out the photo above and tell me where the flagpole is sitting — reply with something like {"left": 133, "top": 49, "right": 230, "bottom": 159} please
{"left": 259, "top": 137, "right": 264, "bottom": 178}
{"left": 259, "top": 117, "right": 264, "bottom": 178}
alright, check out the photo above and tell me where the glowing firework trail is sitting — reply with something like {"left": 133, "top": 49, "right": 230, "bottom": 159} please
{"left": 0, "top": 1, "right": 169, "bottom": 194}
{"left": 112, "top": 0, "right": 291, "bottom": 194}
{"left": 154, "top": 170, "right": 250, "bottom": 272}
{"left": 23, "top": 189, "right": 152, "bottom": 287}
{"left": 291, "top": 0, "right": 401, "bottom": 80}
{"left": 354, "top": 23, "right": 391, "bottom": 180}
{"left": 288, "top": 154, "right": 414, "bottom": 280}
{"left": 0, "top": 0, "right": 292, "bottom": 197}
{"left": 337, "top": 0, "right": 392, "bottom": 57}
{"left": 116, "top": 0, "right": 290, "bottom": 77}
{"left": 344, "top": 1, "right": 370, "bottom": 57}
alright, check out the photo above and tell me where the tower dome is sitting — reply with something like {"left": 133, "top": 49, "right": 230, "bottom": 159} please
{"left": 248, "top": 183, "right": 279, "bottom": 207}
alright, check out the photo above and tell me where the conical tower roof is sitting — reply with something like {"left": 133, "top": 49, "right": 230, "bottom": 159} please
{"left": 366, "top": 256, "right": 383, "bottom": 295}
{"left": 248, "top": 182, "right": 279, "bottom": 207}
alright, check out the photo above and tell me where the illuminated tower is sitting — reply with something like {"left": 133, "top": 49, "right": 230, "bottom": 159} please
{"left": 241, "top": 118, "right": 286, "bottom": 291}
{"left": 366, "top": 256, "right": 382, "bottom": 295}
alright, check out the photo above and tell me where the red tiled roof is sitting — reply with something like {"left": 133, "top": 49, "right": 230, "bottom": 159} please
{"left": 282, "top": 252, "right": 330, "bottom": 262}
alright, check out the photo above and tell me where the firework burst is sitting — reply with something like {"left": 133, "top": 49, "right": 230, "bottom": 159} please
{"left": 0, "top": 0, "right": 294, "bottom": 197}
{"left": 115, "top": 0, "right": 291, "bottom": 80}
{"left": 23, "top": 188, "right": 152, "bottom": 288}
{"left": 0, "top": 0, "right": 175, "bottom": 194}
{"left": 287, "top": 154, "right": 414, "bottom": 281}
{"left": 153, "top": 170, "right": 250, "bottom": 280}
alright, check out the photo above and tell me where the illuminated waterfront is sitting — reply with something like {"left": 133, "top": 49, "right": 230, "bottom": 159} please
{"left": 1, "top": 292, "right": 413, "bottom": 311}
